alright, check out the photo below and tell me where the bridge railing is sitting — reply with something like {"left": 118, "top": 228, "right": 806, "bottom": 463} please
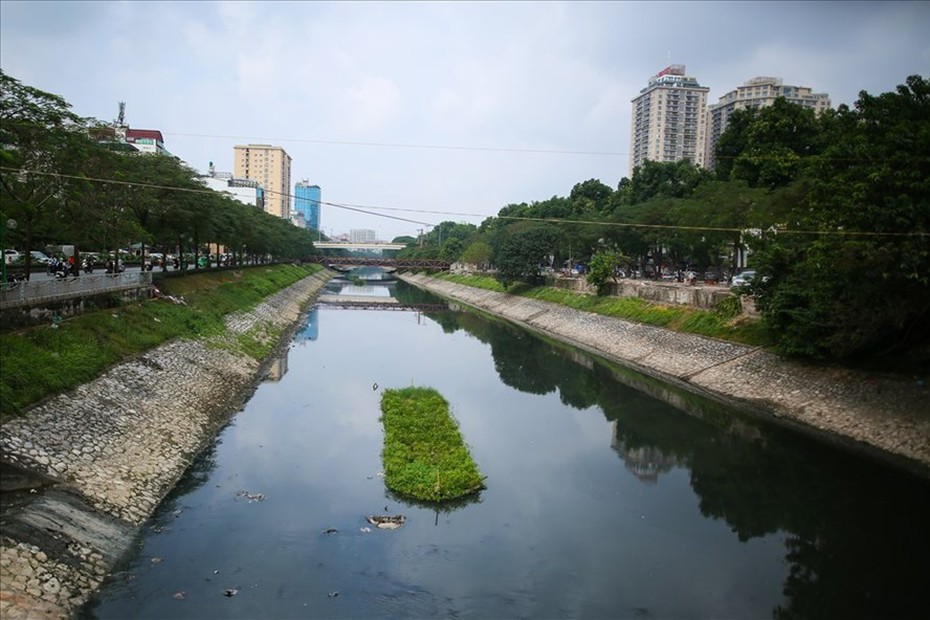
{"left": 0, "top": 272, "right": 153, "bottom": 310}
{"left": 313, "top": 256, "right": 450, "bottom": 270}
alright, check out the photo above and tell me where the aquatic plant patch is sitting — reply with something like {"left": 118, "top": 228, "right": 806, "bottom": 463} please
{"left": 379, "top": 387, "right": 485, "bottom": 502}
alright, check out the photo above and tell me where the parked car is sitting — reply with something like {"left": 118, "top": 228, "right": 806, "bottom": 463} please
{"left": 731, "top": 270, "right": 756, "bottom": 287}
{"left": 3, "top": 249, "right": 21, "bottom": 265}
{"left": 29, "top": 250, "right": 51, "bottom": 264}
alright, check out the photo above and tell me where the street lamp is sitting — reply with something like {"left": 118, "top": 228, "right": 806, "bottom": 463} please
{"left": 1, "top": 218, "right": 18, "bottom": 286}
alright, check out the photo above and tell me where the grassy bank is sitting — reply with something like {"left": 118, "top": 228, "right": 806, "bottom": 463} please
{"left": 436, "top": 272, "right": 773, "bottom": 347}
{"left": 380, "top": 387, "right": 484, "bottom": 502}
{"left": 0, "top": 264, "right": 322, "bottom": 419}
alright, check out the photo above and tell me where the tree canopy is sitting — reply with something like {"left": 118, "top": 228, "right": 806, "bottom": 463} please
{"left": 1, "top": 70, "right": 320, "bottom": 275}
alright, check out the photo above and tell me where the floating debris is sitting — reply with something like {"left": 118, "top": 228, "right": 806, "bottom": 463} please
{"left": 323, "top": 528, "right": 338, "bottom": 535}
{"left": 366, "top": 515, "right": 406, "bottom": 530}
{"left": 223, "top": 588, "right": 239, "bottom": 597}
{"left": 150, "top": 557, "right": 163, "bottom": 564}
{"left": 236, "top": 490, "right": 266, "bottom": 503}
{"left": 360, "top": 527, "right": 372, "bottom": 533}
{"left": 173, "top": 591, "right": 186, "bottom": 600}
{"left": 328, "top": 591, "right": 340, "bottom": 598}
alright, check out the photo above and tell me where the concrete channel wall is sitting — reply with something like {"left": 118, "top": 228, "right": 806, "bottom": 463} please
{"left": 398, "top": 273, "right": 930, "bottom": 479}
{"left": 2, "top": 269, "right": 927, "bottom": 618}
{"left": 0, "top": 270, "right": 334, "bottom": 620}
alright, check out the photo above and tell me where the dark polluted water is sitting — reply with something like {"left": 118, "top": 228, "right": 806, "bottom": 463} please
{"left": 81, "top": 281, "right": 930, "bottom": 619}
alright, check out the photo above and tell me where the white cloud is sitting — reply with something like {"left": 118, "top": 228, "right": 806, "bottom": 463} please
{"left": 2, "top": 0, "right": 928, "bottom": 239}
{"left": 338, "top": 76, "right": 403, "bottom": 136}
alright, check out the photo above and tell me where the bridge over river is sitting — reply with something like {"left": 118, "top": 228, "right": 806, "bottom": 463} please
{"left": 316, "top": 293, "right": 447, "bottom": 312}
{"left": 311, "top": 256, "right": 449, "bottom": 270}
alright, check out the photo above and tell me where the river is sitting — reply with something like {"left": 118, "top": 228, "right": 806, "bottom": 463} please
{"left": 80, "top": 278, "right": 930, "bottom": 619}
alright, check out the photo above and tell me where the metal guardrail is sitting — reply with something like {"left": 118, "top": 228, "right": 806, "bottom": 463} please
{"left": 312, "top": 256, "right": 450, "bottom": 269}
{"left": 0, "top": 272, "right": 153, "bottom": 309}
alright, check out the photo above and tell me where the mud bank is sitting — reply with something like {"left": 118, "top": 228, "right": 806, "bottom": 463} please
{"left": 0, "top": 270, "right": 334, "bottom": 619}
{"left": 400, "top": 273, "right": 930, "bottom": 479}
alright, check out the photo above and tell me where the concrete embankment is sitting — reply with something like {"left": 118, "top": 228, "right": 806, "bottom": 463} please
{"left": 0, "top": 270, "right": 333, "bottom": 620}
{"left": 399, "top": 273, "right": 930, "bottom": 479}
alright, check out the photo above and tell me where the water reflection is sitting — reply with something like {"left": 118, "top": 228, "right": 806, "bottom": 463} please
{"left": 81, "top": 282, "right": 930, "bottom": 619}
{"left": 265, "top": 351, "right": 288, "bottom": 382}
{"left": 294, "top": 306, "right": 319, "bottom": 342}
{"left": 425, "top": 301, "right": 930, "bottom": 619}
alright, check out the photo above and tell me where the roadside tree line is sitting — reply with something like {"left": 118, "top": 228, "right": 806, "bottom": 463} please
{"left": 398, "top": 76, "right": 929, "bottom": 363}
{"left": 0, "top": 70, "right": 319, "bottom": 275}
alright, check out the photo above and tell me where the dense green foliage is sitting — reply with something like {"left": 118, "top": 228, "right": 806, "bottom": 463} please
{"left": 489, "top": 222, "right": 560, "bottom": 286}
{"left": 1, "top": 71, "right": 320, "bottom": 275}
{"left": 586, "top": 248, "right": 629, "bottom": 295}
{"left": 0, "top": 264, "right": 321, "bottom": 418}
{"left": 436, "top": 75, "right": 927, "bottom": 365}
{"left": 379, "top": 387, "right": 484, "bottom": 502}
{"left": 6, "top": 69, "right": 925, "bottom": 365}
{"left": 747, "top": 76, "right": 930, "bottom": 360}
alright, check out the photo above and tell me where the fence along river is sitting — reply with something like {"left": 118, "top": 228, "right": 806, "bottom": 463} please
{"left": 80, "top": 279, "right": 930, "bottom": 619}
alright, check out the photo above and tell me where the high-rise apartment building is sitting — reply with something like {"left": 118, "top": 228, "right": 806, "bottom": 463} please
{"left": 294, "top": 180, "right": 322, "bottom": 231}
{"left": 233, "top": 144, "right": 292, "bottom": 219}
{"left": 350, "top": 229, "right": 377, "bottom": 243}
{"left": 629, "top": 65, "right": 710, "bottom": 176}
{"left": 704, "top": 77, "right": 831, "bottom": 169}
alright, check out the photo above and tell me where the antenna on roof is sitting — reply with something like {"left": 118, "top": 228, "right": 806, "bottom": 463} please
{"left": 116, "top": 101, "right": 126, "bottom": 127}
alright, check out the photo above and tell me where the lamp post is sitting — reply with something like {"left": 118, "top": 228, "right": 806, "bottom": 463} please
{"left": 1, "top": 218, "right": 18, "bottom": 286}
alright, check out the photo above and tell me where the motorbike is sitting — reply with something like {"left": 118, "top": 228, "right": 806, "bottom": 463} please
{"left": 82, "top": 258, "right": 94, "bottom": 274}
{"left": 47, "top": 259, "right": 71, "bottom": 279}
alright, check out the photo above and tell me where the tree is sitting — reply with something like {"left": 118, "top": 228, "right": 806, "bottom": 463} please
{"left": 752, "top": 76, "right": 930, "bottom": 361}
{"left": 719, "top": 97, "right": 824, "bottom": 189}
{"left": 570, "top": 178, "right": 614, "bottom": 217}
{"left": 618, "top": 160, "right": 709, "bottom": 207}
{"left": 586, "top": 248, "right": 629, "bottom": 295}
{"left": 490, "top": 223, "right": 559, "bottom": 286}
{"left": 0, "top": 70, "right": 91, "bottom": 276}
{"left": 459, "top": 240, "right": 491, "bottom": 269}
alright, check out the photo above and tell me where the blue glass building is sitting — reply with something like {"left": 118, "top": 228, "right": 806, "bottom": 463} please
{"left": 294, "top": 180, "right": 321, "bottom": 231}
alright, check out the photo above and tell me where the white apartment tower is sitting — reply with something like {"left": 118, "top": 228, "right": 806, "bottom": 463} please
{"left": 705, "top": 77, "right": 831, "bottom": 169}
{"left": 233, "top": 144, "right": 292, "bottom": 219}
{"left": 629, "top": 65, "right": 710, "bottom": 176}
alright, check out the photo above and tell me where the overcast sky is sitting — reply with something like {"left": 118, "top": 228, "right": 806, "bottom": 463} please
{"left": 2, "top": 1, "right": 928, "bottom": 240}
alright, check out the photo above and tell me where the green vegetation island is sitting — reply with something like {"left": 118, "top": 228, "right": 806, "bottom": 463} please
{"left": 379, "top": 387, "right": 485, "bottom": 502}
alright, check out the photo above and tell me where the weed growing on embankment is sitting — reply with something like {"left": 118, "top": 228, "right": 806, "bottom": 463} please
{"left": 435, "top": 272, "right": 773, "bottom": 347}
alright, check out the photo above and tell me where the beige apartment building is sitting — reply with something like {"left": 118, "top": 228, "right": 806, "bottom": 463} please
{"left": 705, "top": 77, "right": 831, "bottom": 169}
{"left": 629, "top": 65, "right": 710, "bottom": 176}
{"left": 233, "top": 144, "right": 292, "bottom": 218}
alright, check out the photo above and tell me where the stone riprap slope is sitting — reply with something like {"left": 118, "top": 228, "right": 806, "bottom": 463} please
{"left": 400, "top": 273, "right": 930, "bottom": 476}
{"left": 0, "top": 270, "right": 332, "bottom": 620}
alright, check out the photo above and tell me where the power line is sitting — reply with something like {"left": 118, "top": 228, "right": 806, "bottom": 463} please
{"left": 495, "top": 215, "right": 927, "bottom": 237}
{"left": 169, "top": 132, "right": 628, "bottom": 157}
{"left": 2, "top": 167, "right": 926, "bottom": 239}
{"left": 7, "top": 121, "right": 928, "bottom": 163}
{"left": 0, "top": 166, "right": 440, "bottom": 228}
